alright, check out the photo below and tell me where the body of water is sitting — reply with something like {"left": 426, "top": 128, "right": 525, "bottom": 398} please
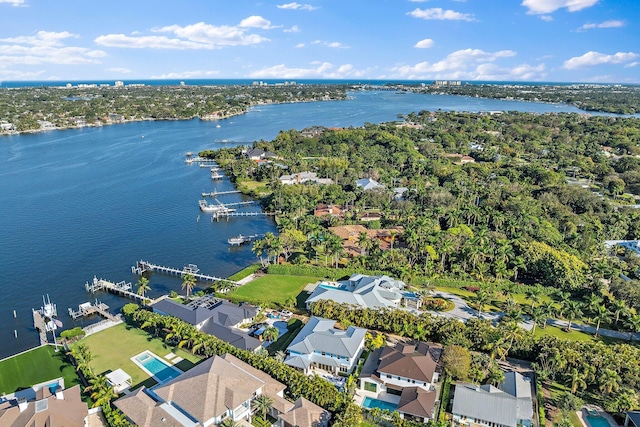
{"left": 0, "top": 90, "right": 623, "bottom": 359}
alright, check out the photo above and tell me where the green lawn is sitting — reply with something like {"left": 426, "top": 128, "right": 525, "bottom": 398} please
{"left": 534, "top": 325, "right": 594, "bottom": 342}
{"left": 228, "top": 274, "right": 320, "bottom": 308}
{"left": 0, "top": 345, "right": 80, "bottom": 395}
{"left": 78, "top": 323, "right": 201, "bottom": 389}
{"left": 227, "top": 263, "right": 262, "bottom": 281}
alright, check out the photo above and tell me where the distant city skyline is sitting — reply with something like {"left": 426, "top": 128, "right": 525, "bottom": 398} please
{"left": 0, "top": 0, "right": 638, "bottom": 83}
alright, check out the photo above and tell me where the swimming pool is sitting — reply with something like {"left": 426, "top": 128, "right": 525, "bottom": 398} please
{"left": 131, "top": 351, "right": 182, "bottom": 384}
{"left": 362, "top": 397, "right": 398, "bottom": 412}
{"left": 586, "top": 415, "right": 612, "bottom": 427}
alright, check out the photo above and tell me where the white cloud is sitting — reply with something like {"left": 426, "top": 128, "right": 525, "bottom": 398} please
{"left": 563, "top": 51, "right": 638, "bottom": 69}
{"left": 295, "top": 43, "right": 305, "bottom": 48}
{"left": 408, "top": 8, "right": 476, "bottom": 21}
{"left": 540, "top": 15, "right": 554, "bottom": 21}
{"left": 96, "top": 20, "right": 272, "bottom": 49}
{"left": 521, "top": 0, "right": 598, "bottom": 15}
{"left": 0, "top": 31, "right": 106, "bottom": 65}
{"left": 414, "top": 38, "right": 434, "bottom": 48}
{"left": 577, "top": 20, "right": 624, "bottom": 31}
{"left": 277, "top": 2, "right": 318, "bottom": 10}
{"left": 311, "top": 40, "right": 348, "bottom": 49}
{"left": 150, "top": 70, "right": 220, "bottom": 79}
{"left": 0, "top": 68, "right": 44, "bottom": 79}
{"left": 248, "top": 62, "right": 369, "bottom": 78}
{"left": 391, "top": 48, "right": 533, "bottom": 79}
{"left": 284, "top": 25, "right": 301, "bottom": 33}
{"left": 239, "top": 16, "right": 277, "bottom": 29}
{"left": 107, "top": 67, "right": 132, "bottom": 74}
{"left": 0, "top": 0, "right": 26, "bottom": 6}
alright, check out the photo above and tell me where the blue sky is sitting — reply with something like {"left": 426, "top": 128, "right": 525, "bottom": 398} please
{"left": 0, "top": 0, "right": 638, "bottom": 83}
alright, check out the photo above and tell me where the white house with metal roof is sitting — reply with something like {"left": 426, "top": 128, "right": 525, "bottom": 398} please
{"left": 356, "top": 178, "right": 385, "bottom": 191}
{"left": 284, "top": 317, "right": 367, "bottom": 375}
{"left": 452, "top": 372, "right": 533, "bottom": 427}
{"left": 305, "top": 274, "right": 419, "bottom": 311}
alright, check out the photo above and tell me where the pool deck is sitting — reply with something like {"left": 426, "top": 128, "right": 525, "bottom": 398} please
{"left": 577, "top": 407, "right": 621, "bottom": 427}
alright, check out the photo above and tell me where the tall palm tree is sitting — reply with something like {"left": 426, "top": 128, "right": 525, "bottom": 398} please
{"left": 136, "top": 277, "right": 151, "bottom": 304}
{"left": 85, "top": 375, "right": 117, "bottom": 408}
{"left": 569, "top": 368, "right": 587, "bottom": 394}
{"left": 613, "top": 299, "right": 629, "bottom": 325}
{"left": 525, "top": 288, "right": 542, "bottom": 309}
{"left": 599, "top": 369, "right": 621, "bottom": 396}
{"left": 181, "top": 273, "right": 197, "bottom": 299}
{"left": 564, "top": 301, "right": 583, "bottom": 332}
{"left": 625, "top": 314, "right": 640, "bottom": 341}
{"left": 253, "top": 394, "right": 274, "bottom": 420}
{"left": 592, "top": 304, "right": 611, "bottom": 337}
{"left": 530, "top": 306, "right": 546, "bottom": 334}
{"left": 472, "top": 290, "right": 491, "bottom": 319}
{"left": 262, "top": 326, "right": 280, "bottom": 343}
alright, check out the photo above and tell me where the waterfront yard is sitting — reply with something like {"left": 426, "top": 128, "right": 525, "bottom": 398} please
{"left": 0, "top": 345, "right": 80, "bottom": 395}
{"left": 78, "top": 323, "right": 200, "bottom": 389}
{"left": 228, "top": 274, "right": 320, "bottom": 309}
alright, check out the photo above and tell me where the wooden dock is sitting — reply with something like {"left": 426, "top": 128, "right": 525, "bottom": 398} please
{"left": 68, "top": 300, "right": 120, "bottom": 322}
{"left": 212, "top": 211, "right": 276, "bottom": 221}
{"left": 85, "top": 277, "right": 146, "bottom": 302}
{"left": 32, "top": 310, "right": 49, "bottom": 346}
{"left": 131, "top": 261, "right": 239, "bottom": 285}
{"left": 202, "top": 190, "right": 241, "bottom": 197}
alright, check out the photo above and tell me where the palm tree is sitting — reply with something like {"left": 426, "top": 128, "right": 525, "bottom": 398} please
{"left": 612, "top": 299, "right": 629, "bottom": 325}
{"left": 599, "top": 368, "right": 621, "bottom": 396}
{"left": 472, "top": 290, "right": 491, "bottom": 319}
{"left": 525, "top": 288, "right": 542, "bottom": 309}
{"left": 262, "top": 326, "right": 280, "bottom": 343}
{"left": 564, "top": 301, "right": 583, "bottom": 332}
{"left": 220, "top": 418, "right": 240, "bottom": 427}
{"left": 136, "top": 277, "right": 151, "bottom": 304}
{"left": 530, "top": 306, "right": 546, "bottom": 334}
{"left": 253, "top": 394, "right": 274, "bottom": 420}
{"left": 181, "top": 273, "right": 197, "bottom": 299}
{"left": 592, "top": 305, "right": 611, "bottom": 337}
{"left": 273, "top": 350, "right": 286, "bottom": 362}
{"left": 625, "top": 314, "right": 640, "bottom": 341}
{"left": 85, "top": 375, "right": 117, "bottom": 408}
{"left": 569, "top": 368, "right": 587, "bottom": 394}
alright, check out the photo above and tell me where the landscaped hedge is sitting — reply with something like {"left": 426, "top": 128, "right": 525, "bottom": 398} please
{"left": 266, "top": 264, "right": 391, "bottom": 280}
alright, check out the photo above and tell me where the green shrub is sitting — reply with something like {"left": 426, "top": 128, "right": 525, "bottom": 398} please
{"left": 60, "top": 327, "right": 86, "bottom": 341}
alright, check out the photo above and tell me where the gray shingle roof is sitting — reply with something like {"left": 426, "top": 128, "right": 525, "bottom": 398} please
{"left": 286, "top": 317, "right": 366, "bottom": 359}
{"left": 199, "top": 319, "right": 263, "bottom": 352}
{"left": 305, "top": 274, "right": 405, "bottom": 310}
{"left": 378, "top": 342, "right": 442, "bottom": 383}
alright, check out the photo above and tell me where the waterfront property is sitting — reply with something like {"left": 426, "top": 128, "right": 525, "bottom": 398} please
{"left": 305, "top": 273, "right": 421, "bottom": 311}
{"left": 284, "top": 316, "right": 366, "bottom": 375}
{"left": 0, "top": 346, "right": 79, "bottom": 395}
{"left": 328, "top": 225, "right": 404, "bottom": 257}
{"left": 451, "top": 371, "right": 534, "bottom": 427}
{"left": 0, "top": 379, "right": 88, "bottom": 427}
{"left": 78, "top": 323, "right": 198, "bottom": 388}
{"left": 151, "top": 295, "right": 262, "bottom": 352}
{"left": 358, "top": 341, "right": 443, "bottom": 423}
{"left": 115, "top": 353, "right": 330, "bottom": 427}
{"left": 279, "top": 171, "right": 333, "bottom": 185}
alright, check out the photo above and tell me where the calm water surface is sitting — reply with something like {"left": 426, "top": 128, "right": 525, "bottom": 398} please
{"left": 0, "top": 91, "right": 617, "bottom": 358}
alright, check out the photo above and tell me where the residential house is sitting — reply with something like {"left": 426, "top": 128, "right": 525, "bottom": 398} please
{"left": 356, "top": 178, "right": 385, "bottom": 191}
{"left": 305, "top": 273, "right": 420, "bottom": 311}
{"left": 329, "top": 225, "right": 403, "bottom": 256}
{"left": 625, "top": 411, "right": 640, "bottom": 427}
{"left": 358, "top": 342, "right": 443, "bottom": 423}
{"left": 151, "top": 296, "right": 262, "bottom": 351}
{"left": 0, "top": 382, "right": 88, "bottom": 427}
{"left": 284, "top": 316, "right": 366, "bottom": 375}
{"left": 279, "top": 171, "right": 333, "bottom": 185}
{"left": 115, "top": 353, "right": 330, "bottom": 427}
{"left": 244, "top": 147, "right": 277, "bottom": 161}
{"left": 314, "top": 204, "right": 343, "bottom": 218}
{"left": 451, "top": 372, "right": 533, "bottom": 427}
{"left": 393, "top": 187, "right": 409, "bottom": 201}
{"left": 445, "top": 154, "right": 476, "bottom": 164}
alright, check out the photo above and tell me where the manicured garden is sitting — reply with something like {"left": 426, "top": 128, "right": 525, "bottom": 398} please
{"left": 227, "top": 274, "right": 320, "bottom": 308}
{"left": 77, "top": 323, "right": 200, "bottom": 389}
{"left": 0, "top": 345, "right": 79, "bottom": 394}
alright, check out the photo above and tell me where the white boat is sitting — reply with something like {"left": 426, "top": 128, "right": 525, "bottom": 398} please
{"left": 211, "top": 171, "right": 223, "bottom": 180}
{"left": 216, "top": 125, "right": 221, "bottom": 128}
{"left": 198, "top": 199, "right": 236, "bottom": 214}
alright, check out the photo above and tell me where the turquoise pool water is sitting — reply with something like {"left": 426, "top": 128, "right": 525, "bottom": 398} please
{"left": 133, "top": 352, "right": 181, "bottom": 383}
{"left": 586, "top": 415, "right": 611, "bottom": 427}
{"left": 362, "top": 397, "right": 398, "bottom": 412}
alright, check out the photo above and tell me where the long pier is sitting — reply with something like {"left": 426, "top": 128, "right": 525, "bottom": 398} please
{"left": 85, "top": 277, "right": 146, "bottom": 302}
{"left": 212, "top": 211, "right": 276, "bottom": 221}
{"left": 132, "top": 261, "right": 239, "bottom": 285}
{"left": 32, "top": 310, "right": 49, "bottom": 346}
{"left": 202, "top": 190, "right": 241, "bottom": 197}
{"left": 68, "top": 300, "right": 120, "bottom": 322}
